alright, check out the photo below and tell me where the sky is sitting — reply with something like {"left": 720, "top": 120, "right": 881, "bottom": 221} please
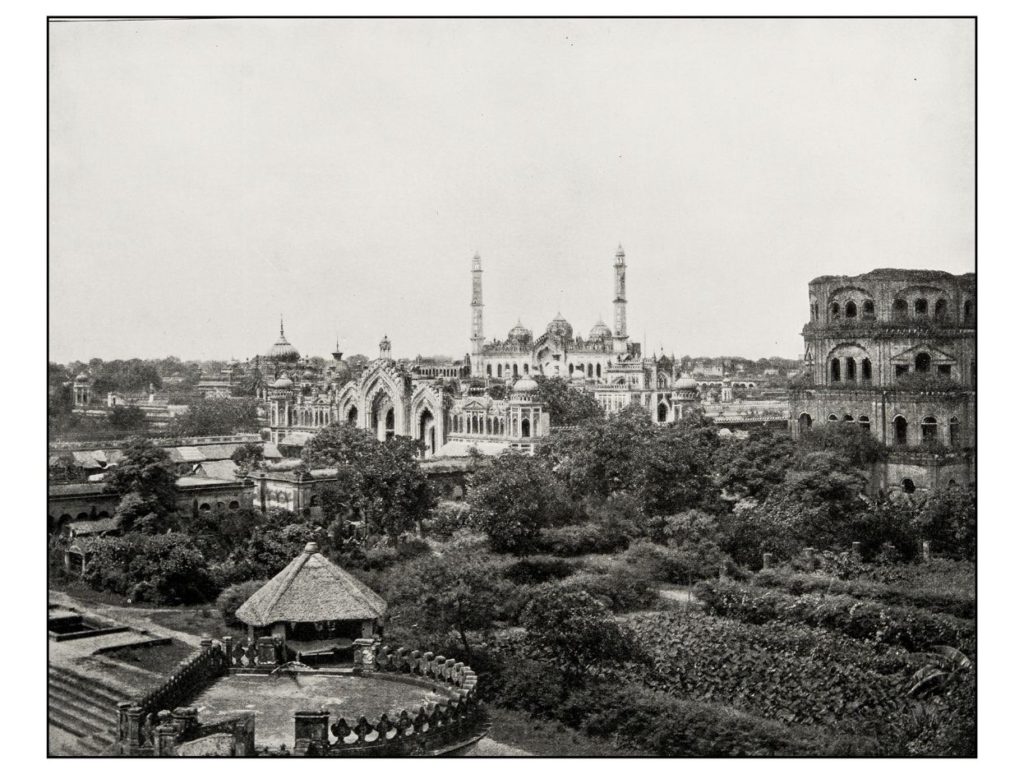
{"left": 48, "top": 18, "right": 975, "bottom": 364}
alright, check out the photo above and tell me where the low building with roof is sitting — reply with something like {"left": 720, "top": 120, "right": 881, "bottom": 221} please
{"left": 235, "top": 542, "right": 387, "bottom": 661}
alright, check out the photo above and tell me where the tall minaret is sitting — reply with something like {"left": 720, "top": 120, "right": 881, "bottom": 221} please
{"left": 470, "top": 252, "right": 485, "bottom": 376}
{"left": 612, "top": 244, "right": 628, "bottom": 354}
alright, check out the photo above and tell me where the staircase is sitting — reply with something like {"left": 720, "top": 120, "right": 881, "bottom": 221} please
{"left": 48, "top": 664, "right": 132, "bottom": 755}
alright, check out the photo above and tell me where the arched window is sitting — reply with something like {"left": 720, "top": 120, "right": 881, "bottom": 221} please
{"left": 861, "top": 358, "right": 872, "bottom": 382}
{"left": 829, "top": 302, "right": 840, "bottom": 320}
{"left": 845, "top": 357, "right": 856, "bottom": 381}
{"left": 521, "top": 418, "right": 531, "bottom": 438}
{"left": 921, "top": 416, "right": 938, "bottom": 443}
{"left": 229, "top": 500, "right": 239, "bottom": 510}
{"left": 843, "top": 414, "right": 854, "bottom": 422}
{"left": 845, "top": 301, "right": 857, "bottom": 318}
{"left": 949, "top": 417, "right": 961, "bottom": 447}
{"left": 496, "top": 363, "right": 502, "bottom": 378}
{"left": 596, "top": 364, "right": 602, "bottom": 378}
{"left": 347, "top": 406, "right": 358, "bottom": 425}
{"left": 914, "top": 298, "right": 928, "bottom": 315}
{"left": 902, "top": 478, "right": 916, "bottom": 494}
{"left": 486, "top": 364, "right": 492, "bottom": 377}
{"left": 524, "top": 363, "right": 529, "bottom": 374}
{"left": 568, "top": 363, "right": 574, "bottom": 376}
{"left": 830, "top": 358, "right": 841, "bottom": 383}
{"left": 200, "top": 503, "right": 211, "bottom": 512}
{"left": 798, "top": 413, "right": 813, "bottom": 434}
{"left": 657, "top": 403, "right": 668, "bottom": 422}
{"left": 587, "top": 363, "right": 593, "bottom": 378}
{"left": 827, "top": 414, "right": 838, "bottom": 422}
{"left": 385, "top": 408, "right": 395, "bottom": 439}
{"left": 513, "top": 364, "right": 519, "bottom": 378}
{"left": 934, "top": 298, "right": 948, "bottom": 320}
{"left": 915, "top": 352, "right": 931, "bottom": 373}
{"left": 863, "top": 300, "right": 875, "bottom": 319}
{"left": 893, "top": 415, "right": 908, "bottom": 446}
{"left": 859, "top": 415, "right": 870, "bottom": 432}
{"left": 893, "top": 298, "right": 909, "bottom": 320}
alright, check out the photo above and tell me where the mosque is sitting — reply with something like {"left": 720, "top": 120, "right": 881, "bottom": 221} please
{"left": 249, "top": 245, "right": 703, "bottom": 455}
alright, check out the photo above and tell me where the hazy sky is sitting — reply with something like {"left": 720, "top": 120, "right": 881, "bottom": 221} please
{"left": 48, "top": 18, "right": 974, "bottom": 364}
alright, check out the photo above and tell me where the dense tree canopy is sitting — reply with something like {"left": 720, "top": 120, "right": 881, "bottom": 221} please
{"left": 171, "top": 398, "right": 260, "bottom": 437}
{"left": 302, "top": 424, "right": 434, "bottom": 542}
{"left": 532, "top": 375, "right": 604, "bottom": 427}
{"left": 107, "top": 437, "right": 179, "bottom": 522}
{"left": 466, "top": 451, "right": 567, "bottom": 554}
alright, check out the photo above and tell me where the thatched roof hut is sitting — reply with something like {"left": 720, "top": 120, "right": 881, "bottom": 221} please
{"left": 236, "top": 542, "right": 386, "bottom": 632}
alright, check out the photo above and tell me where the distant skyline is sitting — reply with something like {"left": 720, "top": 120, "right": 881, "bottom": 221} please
{"left": 49, "top": 18, "right": 974, "bottom": 364}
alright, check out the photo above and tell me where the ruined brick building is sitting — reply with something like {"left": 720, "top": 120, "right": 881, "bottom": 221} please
{"left": 790, "top": 268, "right": 976, "bottom": 493}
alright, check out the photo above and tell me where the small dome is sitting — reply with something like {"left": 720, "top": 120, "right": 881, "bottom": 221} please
{"left": 272, "top": 376, "right": 294, "bottom": 389}
{"left": 513, "top": 376, "right": 539, "bottom": 393}
{"left": 508, "top": 320, "right": 532, "bottom": 344}
{"left": 588, "top": 319, "right": 612, "bottom": 340}
{"left": 674, "top": 374, "right": 698, "bottom": 390}
{"left": 545, "top": 313, "right": 573, "bottom": 340}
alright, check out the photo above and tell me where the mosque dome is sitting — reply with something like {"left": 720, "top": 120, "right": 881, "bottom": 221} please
{"left": 545, "top": 313, "right": 574, "bottom": 340}
{"left": 513, "top": 376, "right": 539, "bottom": 393}
{"left": 266, "top": 319, "right": 300, "bottom": 362}
{"left": 507, "top": 320, "right": 532, "bottom": 344}
{"left": 588, "top": 319, "right": 612, "bottom": 341}
{"left": 272, "top": 376, "right": 294, "bottom": 389}
{"left": 674, "top": 374, "right": 698, "bottom": 390}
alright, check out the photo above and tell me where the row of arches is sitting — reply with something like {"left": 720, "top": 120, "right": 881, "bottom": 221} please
{"left": 452, "top": 413, "right": 508, "bottom": 436}
{"left": 815, "top": 298, "right": 974, "bottom": 325}
{"left": 489, "top": 362, "right": 531, "bottom": 378}
{"left": 798, "top": 412, "right": 963, "bottom": 447}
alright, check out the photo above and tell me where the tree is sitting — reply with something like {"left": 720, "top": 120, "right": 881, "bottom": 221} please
{"left": 230, "top": 441, "right": 265, "bottom": 476}
{"left": 171, "top": 398, "right": 259, "bottom": 437}
{"left": 521, "top": 586, "right": 639, "bottom": 681}
{"left": 798, "top": 422, "right": 885, "bottom": 466}
{"left": 302, "top": 424, "right": 434, "bottom": 543}
{"left": 913, "top": 485, "right": 976, "bottom": 560}
{"left": 107, "top": 437, "right": 179, "bottom": 523}
{"left": 385, "top": 552, "right": 511, "bottom": 655}
{"left": 532, "top": 375, "right": 604, "bottom": 427}
{"left": 82, "top": 533, "right": 215, "bottom": 604}
{"left": 466, "top": 451, "right": 563, "bottom": 554}
{"left": 713, "top": 427, "right": 796, "bottom": 501}
{"left": 108, "top": 404, "right": 147, "bottom": 431}
{"left": 636, "top": 413, "right": 721, "bottom": 516}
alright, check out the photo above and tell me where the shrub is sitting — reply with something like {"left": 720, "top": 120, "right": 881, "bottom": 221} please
{"left": 556, "top": 570, "right": 656, "bottom": 613}
{"left": 695, "top": 581, "right": 975, "bottom": 654}
{"left": 535, "top": 523, "right": 629, "bottom": 557}
{"left": 504, "top": 556, "right": 578, "bottom": 585}
{"left": 82, "top": 533, "right": 216, "bottom": 604}
{"left": 751, "top": 568, "right": 975, "bottom": 619}
{"left": 577, "top": 683, "right": 879, "bottom": 756}
{"left": 622, "top": 539, "right": 718, "bottom": 583}
{"left": 423, "top": 502, "right": 472, "bottom": 538}
{"left": 216, "top": 579, "right": 266, "bottom": 627}
{"left": 491, "top": 657, "right": 567, "bottom": 717}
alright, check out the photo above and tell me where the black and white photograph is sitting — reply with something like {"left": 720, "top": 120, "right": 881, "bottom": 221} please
{"left": 38, "top": 10, "right": 995, "bottom": 760}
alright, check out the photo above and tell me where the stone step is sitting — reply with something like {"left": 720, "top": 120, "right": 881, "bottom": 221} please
{"left": 48, "top": 682, "right": 117, "bottom": 729}
{"left": 47, "top": 701, "right": 110, "bottom": 739}
{"left": 77, "top": 733, "right": 117, "bottom": 756}
{"left": 49, "top": 665, "right": 133, "bottom": 705}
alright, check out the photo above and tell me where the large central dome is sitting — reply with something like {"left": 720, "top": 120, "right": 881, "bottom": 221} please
{"left": 545, "top": 313, "right": 574, "bottom": 340}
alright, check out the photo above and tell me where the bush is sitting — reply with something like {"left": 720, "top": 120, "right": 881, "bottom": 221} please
{"left": 578, "top": 683, "right": 879, "bottom": 756}
{"left": 423, "top": 502, "right": 472, "bottom": 539}
{"left": 622, "top": 539, "right": 718, "bottom": 583}
{"left": 751, "top": 568, "right": 975, "bottom": 619}
{"left": 82, "top": 533, "right": 216, "bottom": 604}
{"left": 504, "top": 556, "right": 578, "bottom": 585}
{"left": 556, "top": 570, "right": 656, "bottom": 613}
{"left": 216, "top": 579, "right": 266, "bottom": 627}
{"left": 491, "top": 657, "right": 567, "bottom": 717}
{"left": 695, "top": 581, "right": 975, "bottom": 654}
{"left": 535, "top": 523, "right": 629, "bottom": 557}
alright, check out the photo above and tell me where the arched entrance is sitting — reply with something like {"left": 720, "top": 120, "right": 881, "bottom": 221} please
{"left": 419, "top": 410, "right": 436, "bottom": 457}
{"left": 521, "top": 418, "right": 531, "bottom": 438}
{"left": 798, "top": 413, "right": 813, "bottom": 434}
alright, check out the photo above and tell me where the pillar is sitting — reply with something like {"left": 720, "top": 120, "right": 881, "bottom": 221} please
{"left": 294, "top": 710, "right": 330, "bottom": 757}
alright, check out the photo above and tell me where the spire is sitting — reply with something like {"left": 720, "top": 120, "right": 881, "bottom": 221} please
{"left": 280, "top": 314, "right": 284, "bottom": 338}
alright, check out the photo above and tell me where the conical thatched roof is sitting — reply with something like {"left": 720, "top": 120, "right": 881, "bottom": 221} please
{"left": 235, "top": 542, "right": 387, "bottom": 627}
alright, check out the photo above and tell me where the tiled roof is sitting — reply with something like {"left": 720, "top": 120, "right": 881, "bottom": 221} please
{"left": 236, "top": 543, "right": 387, "bottom": 627}
{"left": 49, "top": 483, "right": 110, "bottom": 497}
{"left": 196, "top": 460, "right": 240, "bottom": 480}
{"left": 175, "top": 476, "right": 242, "bottom": 489}
{"left": 262, "top": 443, "right": 283, "bottom": 459}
